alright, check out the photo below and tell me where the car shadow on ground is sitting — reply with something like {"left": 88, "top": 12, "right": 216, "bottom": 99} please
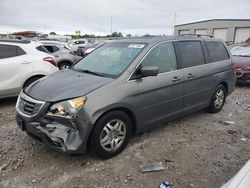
{"left": 0, "top": 97, "right": 17, "bottom": 107}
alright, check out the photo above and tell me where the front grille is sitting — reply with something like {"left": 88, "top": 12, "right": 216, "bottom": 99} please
{"left": 19, "top": 98, "right": 42, "bottom": 115}
{"left": 236, "top": 72, "right": 242, "bottom": 76}
{"left": 17, "top": 91, "right": 45, "bottom": 116}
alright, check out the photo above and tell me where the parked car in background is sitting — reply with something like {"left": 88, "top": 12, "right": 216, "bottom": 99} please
{"left": 76, "top": 42, "right": 105, "bottom": 57}
{"left": 231, "top": 45, "right": 250, "bottom": 84}
{"left": 38, "top": 41, "right": 82, "bottom": 69}
{"left": 68, "top": 39, "right": 93, "bottom": 52}
{"left": 16, "top": 36, "right": 236, "bottom": 158}
{"left": 39, "top": 40, "right": 72, "bottom": 50}
{"left": 0, "top": 40, "right": 58, "bottom": 99}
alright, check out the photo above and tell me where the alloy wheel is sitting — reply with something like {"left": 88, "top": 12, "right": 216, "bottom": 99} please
{"left": 100, "top": 119, "right": 126, "bottom": 152}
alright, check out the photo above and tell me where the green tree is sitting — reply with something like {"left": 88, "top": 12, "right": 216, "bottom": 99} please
{"left": 50, "top": 32, "right": 56, "bottom": 35}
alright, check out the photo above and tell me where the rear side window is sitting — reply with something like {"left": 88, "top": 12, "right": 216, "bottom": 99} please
{"left": 0, "top": 44, "right": 26, "bottom": 59}
{"left": 43, "top": 45, "right": 60, "bottom": 53}
{"left": 206, "top": 41, "right": 229, "bottom": 62}
{"left": 37, "top": 46, "right": 49, "bottom": 53}
{"left": 141, "top": 42, "right": 177, "bottom": 73}
{"left": 178, "top": 41, "right": 205, "bottom": 68}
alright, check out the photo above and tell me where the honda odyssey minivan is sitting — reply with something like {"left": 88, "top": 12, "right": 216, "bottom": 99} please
{"left": 16, "top": 36, "right": 236, "bottom": 158}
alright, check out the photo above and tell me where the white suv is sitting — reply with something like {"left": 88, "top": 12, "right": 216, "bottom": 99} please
{"left": 0, "top": 40, "right": 58, "bottom": 99}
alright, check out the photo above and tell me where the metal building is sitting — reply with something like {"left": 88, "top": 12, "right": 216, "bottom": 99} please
{"left": 174, "top": 19, "right": 250, "bottom": 43}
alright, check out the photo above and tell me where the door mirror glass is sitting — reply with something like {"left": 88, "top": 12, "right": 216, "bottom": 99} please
{"left": 140, "top": 66, "right": 159, "bottom": 77}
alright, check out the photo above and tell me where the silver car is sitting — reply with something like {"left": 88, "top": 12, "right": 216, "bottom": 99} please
{"left": 39, "top": 41, "right": 82, "bottom": 69}
{"left": 16, "top": 36, "right": 236, "bottom": 158}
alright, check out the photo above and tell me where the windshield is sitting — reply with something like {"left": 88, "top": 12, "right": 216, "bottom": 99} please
{"left": 231, "top": 46, "right": 250, "bottom": 57}
{"left": 73, "top": 42, "right": 146, "bottom": 78}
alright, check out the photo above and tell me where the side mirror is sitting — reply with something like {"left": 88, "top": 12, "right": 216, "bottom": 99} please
{"left": 140, "top": 66, "right": 159, "bottom": 77}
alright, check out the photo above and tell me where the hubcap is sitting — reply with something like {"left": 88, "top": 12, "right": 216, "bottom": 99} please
{"left": 214, "top": 89, "right": 224, "bottom": 108}
{"left": 100, "top": 119, "right": 126, "bottom": 152}
{"left": 61, "top": 64, "right": 69, "bottom": 69}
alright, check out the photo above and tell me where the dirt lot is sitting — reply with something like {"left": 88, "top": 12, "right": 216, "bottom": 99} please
{"left": 0, "top": 86, "right": 249, "bottom": 188}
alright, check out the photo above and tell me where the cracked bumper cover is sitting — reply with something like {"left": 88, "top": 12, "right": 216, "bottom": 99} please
{"left": 15, "top": 92, "right": 93, "bottom": 154}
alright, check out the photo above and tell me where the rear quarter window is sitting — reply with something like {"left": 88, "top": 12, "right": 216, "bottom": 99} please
{"left": 17, "top": 46, "right": 26, "bottom": 56}
{"left": 206, "top": 41, "right": 229, "bottom": 62}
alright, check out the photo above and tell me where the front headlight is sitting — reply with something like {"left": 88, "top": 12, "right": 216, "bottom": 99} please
{"left": 47, "top": 97, "right": 87, "bottom": 118}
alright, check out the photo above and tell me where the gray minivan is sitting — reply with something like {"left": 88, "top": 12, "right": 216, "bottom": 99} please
{"left": 16, "top": 36, "right": 236, "bottom": 158}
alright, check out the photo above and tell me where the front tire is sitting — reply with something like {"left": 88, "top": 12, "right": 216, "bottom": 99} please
{"left": 206, "top": 84, "right": 226, "bottom": 113}
{"left": 90, "top": 111, "right": 132, "bottom": 159}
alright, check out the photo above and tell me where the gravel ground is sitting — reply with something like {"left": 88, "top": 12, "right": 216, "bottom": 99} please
{"left": 0, "top": 86, "right": 249, "bottom": 188}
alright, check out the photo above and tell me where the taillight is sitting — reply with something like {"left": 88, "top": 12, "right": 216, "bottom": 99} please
{"left": 82, "top": 48, "right": 88, "bottom": 52}
{"left": 43, "top": 57, "right": 57, "bottom": 67}
{"left": 232, "top": 63, "right": 237, "bottom": 74}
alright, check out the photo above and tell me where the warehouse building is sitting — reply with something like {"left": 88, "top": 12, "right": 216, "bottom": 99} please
{"left": 174, "top": 19, "right": 250, "bottom": 43}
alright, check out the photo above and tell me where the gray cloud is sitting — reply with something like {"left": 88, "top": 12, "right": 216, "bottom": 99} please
{"left": 0, "top": 0, "right": 249, "bottom": 35}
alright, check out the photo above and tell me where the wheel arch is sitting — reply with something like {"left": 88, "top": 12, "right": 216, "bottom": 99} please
{"left": 93, "top": 107, "right": 138, "bottom": 135}
{"left": 22, "top": 74, "right": 45, "bottom": 88}
{"left": 219, "top": 81, "right": 228, "bottom": 95}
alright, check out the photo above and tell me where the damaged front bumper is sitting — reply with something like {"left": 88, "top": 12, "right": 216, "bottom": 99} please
{"left": 15, "top": 91, "right": 93, "bottom": 154}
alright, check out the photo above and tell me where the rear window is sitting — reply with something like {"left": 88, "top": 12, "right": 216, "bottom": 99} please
{"left": 206, "top": 41, "right": 229, "bottom": 62}
{"left": 178, "top": 41, "right": 205, "bottom": 68}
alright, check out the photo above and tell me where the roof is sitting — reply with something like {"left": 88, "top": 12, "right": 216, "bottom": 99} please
{"left": 175, "top": 19, "right": 250, "bottom": 27}
{"left": 111, "top": 35, "right": 219, "bottom": 44}
{"left": 0, "top": 39, "right": 31, "bottom": 44}
{"left": 113, "top": 36, "right": 176, "bottom": 43}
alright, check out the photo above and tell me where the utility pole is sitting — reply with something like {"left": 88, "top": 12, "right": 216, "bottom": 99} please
{"left": 110, "top": 16, "right": 113, "bottom": 35}
{"left": 100, "top": 24, "right": 102, "bottom": 36}
{"left": 173, "top": 13, "right": 176, "bottom": 35}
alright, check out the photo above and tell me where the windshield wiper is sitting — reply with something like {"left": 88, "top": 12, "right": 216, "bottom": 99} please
{"left": 74, "top": 69, "right": 104, "bottom": 77}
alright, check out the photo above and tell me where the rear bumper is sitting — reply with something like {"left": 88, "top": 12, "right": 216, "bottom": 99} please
{"left": 15, "top": 91, "right": 93, "bottom": 154}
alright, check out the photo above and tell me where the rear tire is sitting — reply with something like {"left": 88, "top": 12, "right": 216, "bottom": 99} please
{"left": 90, "top": 111, "right": 132, "bottom": 159}
{"left": 58, "top": 62, "right": 71, "bottom": 70}
{"left": 206, "top": 84, "right": 226, "bottom": 113}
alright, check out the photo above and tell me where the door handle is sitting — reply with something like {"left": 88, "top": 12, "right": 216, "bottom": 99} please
{"left": 21, "top": 61, "right": 31, "bottom": 64}
{"left": 172, "top": 76, "right": 181, "bottom": 82}
{"left": 187, "top": 73, "right": 195, "bottom": 78}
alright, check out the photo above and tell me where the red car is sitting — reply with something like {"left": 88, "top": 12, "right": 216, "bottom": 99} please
{"left": 231, "top": 45, "right": 250, "bottom": 84}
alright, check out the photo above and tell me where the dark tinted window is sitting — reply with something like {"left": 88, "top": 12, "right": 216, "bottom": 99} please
{"left": 43, "top": 45, "right": 59, "bottom": 53}
{"left": 178, "top": 41, "right": 205, "bottom": 68}
{"left": 17, "top": 46, "right": 26, "bottom": 56}
{"left": 36, "top": 46, "right": 49, "bottom": 53}
{"left": 43, "top": 45, "right": 54, "bottom": 53}
{"left": 75, "top": 41, "right": 85, "bottom": 44}
{"left": 142, "top": 42, "right": 177, "bottom": 73}
{"left": 0, "top": 44, "right": 20, "bottom": 59}
{"left": 206, "top": 41, "right": 229, "bottom": 62}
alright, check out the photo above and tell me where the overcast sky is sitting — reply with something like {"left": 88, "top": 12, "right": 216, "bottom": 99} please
{"left": 0, "top": 0, "right": 249, "bottom": 35}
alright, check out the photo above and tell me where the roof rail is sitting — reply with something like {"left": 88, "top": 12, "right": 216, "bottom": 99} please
{"left": 0, "top": 39, "right": 31, "bottom": 44}
{"left": 178, "top": 34, "right": 213, "bottom": 38}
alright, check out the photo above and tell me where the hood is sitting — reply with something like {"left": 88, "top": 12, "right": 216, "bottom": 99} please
{"left": 25, "top": 69, "right": 113, "bottom": 102}
{"left": 232, "top": 56, "right": 250, "bottom": 67}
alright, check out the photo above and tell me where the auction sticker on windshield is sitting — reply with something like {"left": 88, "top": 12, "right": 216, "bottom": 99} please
{"left": 128, "top": 44, "right": 145, "bottom": 49}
